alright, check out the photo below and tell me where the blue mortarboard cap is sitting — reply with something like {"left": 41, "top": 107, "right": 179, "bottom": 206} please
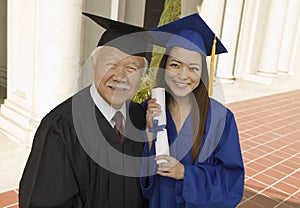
{"left": 151, "top": 13, "right": 227, "bottom": 97}
{"left": 151, "top": 13, "right": 227, "bottom": 56}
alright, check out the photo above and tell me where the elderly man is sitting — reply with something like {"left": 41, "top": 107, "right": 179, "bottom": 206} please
{"left": 19, "top": 12, "right": 151, "bottom": 208}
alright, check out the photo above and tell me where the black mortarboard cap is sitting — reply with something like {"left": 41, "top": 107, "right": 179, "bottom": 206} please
{"left": 82, "top": 12, "right": 154, "bottom": 57}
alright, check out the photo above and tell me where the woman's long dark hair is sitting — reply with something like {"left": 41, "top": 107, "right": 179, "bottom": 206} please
{"left": 156, "top": 49, "right": 209, "bottom": 164}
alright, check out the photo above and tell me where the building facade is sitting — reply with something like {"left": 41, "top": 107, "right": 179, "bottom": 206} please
{"left": 0, "top": 0, "right": 299, "bottom": 146}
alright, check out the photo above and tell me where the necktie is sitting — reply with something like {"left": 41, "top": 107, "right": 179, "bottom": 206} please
{"left": 113, "top": 111, "right": 125, "bottom": 144}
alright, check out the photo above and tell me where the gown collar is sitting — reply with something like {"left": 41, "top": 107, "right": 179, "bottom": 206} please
{"left": 90, "top": 83, "right": 126, "bottom": 127}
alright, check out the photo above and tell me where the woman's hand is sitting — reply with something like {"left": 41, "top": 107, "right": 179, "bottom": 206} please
{"left": 155, "top": 155, "right": 185, "bottom": 180}
{"left": 146, "top": 98, "right": 162, "bottom": 128}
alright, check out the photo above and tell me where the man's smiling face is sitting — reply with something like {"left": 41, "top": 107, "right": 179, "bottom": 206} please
{"left": 92, "top": 46, "right": 145, "bottom": 109}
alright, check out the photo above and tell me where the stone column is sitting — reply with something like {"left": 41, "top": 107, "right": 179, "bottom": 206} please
{"left": 0, "top": 0, "right": 83, "bottom": 146}
{"left": 124, "top": 0, "right": 146, "bottom": 26}
{"left": 288, "top": 12, "right": 300, "bottom": 76}
{"left": 199, "top": 0, "right": 225, "bottom": 35}
{"left": 198, "top": 0, "right": 226, "bottom": 86}
{"left": 257, "top": 0, "right": 288, "bottom": 77}
{"left": 216, "top": 0, "right": 244, "bottom": 83}
{"left": 234, "top": 0, "right": 261, "bottom": 77}
{"left": 111, "top": 0, "right": 126, "bottom": 21}
{"left": 277, "top": 0, "right": 300, "bottom": 74}
{"left": 181, "top": 0, "right": 203, "bottom": 17}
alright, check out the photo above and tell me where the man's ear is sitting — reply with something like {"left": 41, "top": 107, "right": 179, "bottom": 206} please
{"left": 91, "top": 59, "right": 95, "bottom": 76}
{"left": 90, "top": 46, "right": 103, "bottom": 75}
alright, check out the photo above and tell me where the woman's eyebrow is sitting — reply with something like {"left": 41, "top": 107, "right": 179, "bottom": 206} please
{"left": 169, "top": 58, "right": 200, "bottom": 67}
{"left": 189, "top": 63, "right": 201, "bottom": 66}
{"left": 168, "top": 57, "right": 183, "bottom": 63}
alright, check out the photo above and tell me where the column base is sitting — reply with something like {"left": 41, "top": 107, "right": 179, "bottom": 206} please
{"left": 0, "top": 99, "right": 39, "bottom": 147}
{"left": 277, "top": 71, "right": 289, "bottom": 76}
{"left": 256, "top": 71, "right": 278, "bottom": 78}
{"left": 242, "top": 73, "right": 273, "bottom": 85}
{"left": 216, "top": 77, "right": 236, "bottom": 84}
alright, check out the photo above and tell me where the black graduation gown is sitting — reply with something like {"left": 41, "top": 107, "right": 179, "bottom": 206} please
{"left": 19, "top": 87, "right": 147, "bottom": 208}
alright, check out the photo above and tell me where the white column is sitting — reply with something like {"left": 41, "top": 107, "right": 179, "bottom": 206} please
{"left": 0, "top": 0, "right": 83, "bottom": 146}
{"left": 199, "top": 0, "right": 225, "bottom": 35}
{"left": 33, "top": 0, "right": 83, "bottom": 117}
{"left": 0, "top": 0, "right": 37, "bottom": 145}
{"left": 257, "top": 0, "right": 288, "bottom": 77}
{"left": 216, "top": 0, "right": 244, "bottom": 83}
{"left": 277, "top": 0, "right": 300, "bottom": 74}
{"left": 288, "top": 12, "right": 300, "bottom": 76}
{"left": 82, "top": 0, "right": 146, "bottom": 61}
{"left": 111, "top": 0, "right": 126, "bottom": 21}
{"left": 82, "top": 0, "right": 111, "bottom": 61}
{"left": 181, "top": 0, "right": 203, "bottom": 17}
{"left": 234, "top": 0, "right": 261, "bottom": 77}
{"left": 198, "top": 0, "right": 226, "bottom": 85}
{"left": 124, "top": 0, "right": 146, "bottom": 27}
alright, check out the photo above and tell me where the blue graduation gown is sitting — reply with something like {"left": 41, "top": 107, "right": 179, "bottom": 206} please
{"left": 140, "top": 99, "right": 244, "bottom": 208}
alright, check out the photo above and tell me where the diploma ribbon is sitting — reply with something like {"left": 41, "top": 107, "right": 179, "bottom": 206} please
{"left": 148, "top": 119, "right": 166, "bottom": 142}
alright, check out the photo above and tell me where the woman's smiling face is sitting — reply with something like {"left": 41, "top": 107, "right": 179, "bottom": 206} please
{"left": 165, "top": 47, "right": 202, "bottom": 98}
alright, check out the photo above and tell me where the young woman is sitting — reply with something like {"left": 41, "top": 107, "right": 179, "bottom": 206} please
{"left": 140, "top": 14, "right": 244, "bottom": 208}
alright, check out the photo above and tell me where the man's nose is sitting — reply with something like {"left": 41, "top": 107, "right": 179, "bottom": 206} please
{"left": 112, "top": 65, "right": 127, "bottom": 81}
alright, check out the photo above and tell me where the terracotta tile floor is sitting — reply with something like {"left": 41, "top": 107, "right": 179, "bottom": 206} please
{"left": 0, "top": 90, "right": 299, "bottom": 208}
{"left": 227, "top": 89, "right": 300, "bottom": 208}
{"left": 0, "top": 189, "right": 18, "bottom": 208}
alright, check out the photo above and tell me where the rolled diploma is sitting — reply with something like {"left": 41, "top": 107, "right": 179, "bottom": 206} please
{"left": 151, "top": 88, "right": 169, "bottom": 164}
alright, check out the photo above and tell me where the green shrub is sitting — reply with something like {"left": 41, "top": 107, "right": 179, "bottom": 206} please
{"left": 132, "top": 0, "right": 181, "bottom": 103}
